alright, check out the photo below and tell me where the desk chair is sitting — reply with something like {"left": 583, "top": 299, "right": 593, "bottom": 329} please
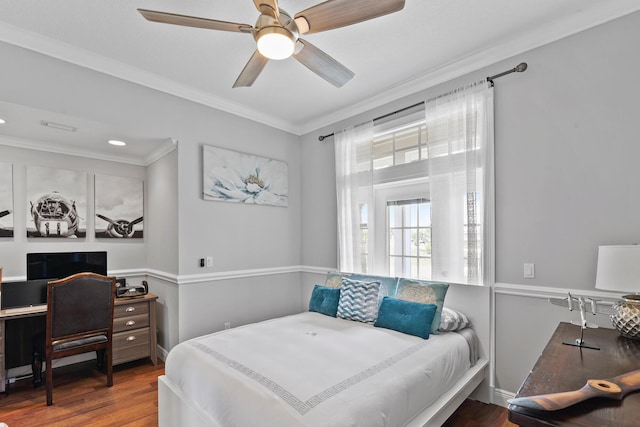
{"left": 32, "top": 272, "right": 116, "bottom": 406}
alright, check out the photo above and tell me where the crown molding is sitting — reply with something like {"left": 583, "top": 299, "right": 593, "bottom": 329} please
{"left": 0, "top": 134, "right": 176, "bottom": 166}
{"left": 296, "top": 3, "right": 640, "bottom": 135}
{"left": 2, "top": 3, "right": 639, "bottom": 137}
{"left": 0, "top": 22, "right": 298, "bottom": 135}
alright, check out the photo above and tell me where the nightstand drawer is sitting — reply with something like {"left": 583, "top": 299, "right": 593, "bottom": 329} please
{"left": 113, "top": 313, "right": 149, "bottom": 333}
{"left": 113, "top": 327, "right": 150, "bottom": 365}
{"left": 114, "top": 300, "right": 149, "bottom": 318}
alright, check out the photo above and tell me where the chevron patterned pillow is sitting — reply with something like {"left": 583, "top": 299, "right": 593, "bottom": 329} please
{"left": 336, "top": 278, "right": 383, "bottom": 324}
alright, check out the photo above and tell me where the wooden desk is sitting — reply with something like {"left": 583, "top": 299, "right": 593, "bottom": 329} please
{"left": 508, "top": 322, "right": 640, "bottom": 426}
{"left": 0, "top": 293, "right": 158, "bottom": 393}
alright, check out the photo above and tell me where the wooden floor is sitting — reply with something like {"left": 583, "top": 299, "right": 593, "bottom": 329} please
{"left": 0, "top": 360, "right": 164, "bottom": 427}
{"left": 0, "top": 360, "right": 516, "bottom": 426}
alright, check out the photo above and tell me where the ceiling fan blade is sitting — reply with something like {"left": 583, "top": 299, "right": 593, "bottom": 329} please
{"left": 508, "top": 369, "right": 640, "bottom": 411}
{"left": 138, "top": 9, "right": 253, "bottom": 33}
{"left": 253, "top": 0, "right": 279, "bottom": 19}
{"left": 233, "top": 51, "right": 269, "bottom": 88}
{"left": 293, "top": 39, "right": 354, "bottom": 87}
{"left": 294, "top": 0, "right": 405, "bottom": 34}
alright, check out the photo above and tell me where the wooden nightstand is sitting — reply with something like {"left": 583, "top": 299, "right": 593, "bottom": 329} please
{"left": 508, "top": 322, "right": 640, "bottom": 426}
{"left": 113, "top": 293, "right": 158, "bottom": 366}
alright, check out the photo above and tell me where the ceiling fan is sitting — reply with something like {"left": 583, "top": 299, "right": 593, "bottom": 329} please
{"left": 138, "top": 0, "right": 405, "bottom": 88}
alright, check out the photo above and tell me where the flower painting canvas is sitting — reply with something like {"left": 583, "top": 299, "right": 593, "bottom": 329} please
{"left": 203, "top": 145, "right": 288, "bottom": 207}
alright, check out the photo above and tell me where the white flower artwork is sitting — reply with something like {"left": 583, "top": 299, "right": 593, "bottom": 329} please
{"left": 203, "top": 145, "right": 288, "bottom": 207}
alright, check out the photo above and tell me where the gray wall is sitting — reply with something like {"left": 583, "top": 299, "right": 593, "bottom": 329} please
{"left": 300, "top": 11, "right": 640, "bottom": 401}
{"left": 0, "top": 39, "right": 304, "bottom": 352}
{"left": 0, "top": 144, "right": 147, "bottom": 279}
{"left": 2, "top": 9, "right": 639, "bottom": 402}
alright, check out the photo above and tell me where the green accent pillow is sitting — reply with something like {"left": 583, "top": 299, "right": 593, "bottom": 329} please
{"left": 308, "top": 285, "right": 341, "bottom": 317}
{"left": 374, "top": 297, "right": 437, "bottom": 339}
{"left": 395, "top": 279, "right": 449, "bottom": 334}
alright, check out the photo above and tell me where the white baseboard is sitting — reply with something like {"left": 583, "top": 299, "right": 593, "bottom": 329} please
{"left": 157, "top": 345, "right": 168, "bottom": 363}
{"left": 492, "top": 387, "right": 515, "bottom": 408}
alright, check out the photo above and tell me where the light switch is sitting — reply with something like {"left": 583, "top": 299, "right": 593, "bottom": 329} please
{"left": 524, "top": 263, "right": 535, "bottom": 279}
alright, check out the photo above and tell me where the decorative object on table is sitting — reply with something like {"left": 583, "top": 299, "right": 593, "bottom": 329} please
{"left": 202, "top": 145, "right": 288, "bottom": 207}
{"left": 508, "top": 369, "right": 640, "bottom": 411}
{"left": 0, "top": 162, "right": 13, "bottom": 237}
{"left": 595, "top": 245, "right": 640, "bottom": 339}
{"left": 95, "top": 174, "right": 144, "bottom": 238}
{"left": 549, "top": 293, "right": 602, "bottom": 350}
{"left": 26, "top": 166, "right": 86, "bottom": 238}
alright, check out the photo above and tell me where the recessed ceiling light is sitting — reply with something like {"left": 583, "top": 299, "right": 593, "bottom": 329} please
{"left": 0, "top": 118, "right": 6, "bottom": 125}
{"left": 108, "top": 139, "right": 127, "bottom": 146}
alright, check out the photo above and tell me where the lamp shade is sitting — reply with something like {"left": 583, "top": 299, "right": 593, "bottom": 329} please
{"left": 595, "top": 245, "right": 640, "bottom": 293}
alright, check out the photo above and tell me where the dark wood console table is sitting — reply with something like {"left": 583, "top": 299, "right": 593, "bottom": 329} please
{"left": 508, "top": 322, "right": 640, "bottom": 426}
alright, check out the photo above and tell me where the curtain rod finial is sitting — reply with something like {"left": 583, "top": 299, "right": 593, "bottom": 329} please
{"left": 515, "top": 62, "right": 528, "bottom": 72}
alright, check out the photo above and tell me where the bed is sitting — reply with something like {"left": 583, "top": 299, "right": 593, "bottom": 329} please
{"left": 158, "top": 274, "right": 490, "bottom": 427}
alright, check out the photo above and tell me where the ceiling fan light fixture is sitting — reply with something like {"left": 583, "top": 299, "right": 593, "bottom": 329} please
{"left": 256, "top": 27, "right": 295, "bottom": 60}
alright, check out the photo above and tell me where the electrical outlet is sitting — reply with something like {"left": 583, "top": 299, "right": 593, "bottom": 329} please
{"left": 199, "top": 258, "right": 205, "bottom": 267}
{"left": 206, "top": 256, "right": 213, "bottom": 267}
{"left": 224, "top": 322, "right": 231, "bottom": 330}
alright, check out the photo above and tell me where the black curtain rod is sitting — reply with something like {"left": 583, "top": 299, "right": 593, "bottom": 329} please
{"left": 318, "top": 62, "right": 528, "bottom": 142}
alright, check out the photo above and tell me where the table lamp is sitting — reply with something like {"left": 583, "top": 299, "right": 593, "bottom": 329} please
{"left": 595, "top": 245, "right": 640, "bottom": 339}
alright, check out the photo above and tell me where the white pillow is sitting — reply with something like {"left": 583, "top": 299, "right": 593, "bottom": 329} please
{"left": 439, "top": 307, "right": 471, "bottom": 332}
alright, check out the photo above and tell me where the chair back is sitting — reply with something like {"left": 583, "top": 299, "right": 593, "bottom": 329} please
{"left": 47, "top": 272, "right": 116, "bottom": 343}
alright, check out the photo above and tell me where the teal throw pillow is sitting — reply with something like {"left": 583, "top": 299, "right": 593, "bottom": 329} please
{"left": 309, "top": 285, "right": 341, "bottom": 317}
{"left": 374, "top": 297, "right": 437, "bottom": 339}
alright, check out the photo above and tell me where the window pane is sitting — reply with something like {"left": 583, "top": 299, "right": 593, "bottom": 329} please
{"left": 405, "top": 228, "right": 416, "bottom": 256}
{"left": 389, "top": 228, "right": 402, "bottom": 256}
{"left": 406, "top": 204, "right": 417, "bottom": 227}
{"left": 389, "top": 205, "right": 400, "bottom": 227}
{"left": 373, "top": 155, "right": 393, "bottom": 169}
{"left": 419, "top": 203, "right": 431, "bottom": 227}
{"left": 394, "top": 147, "right": 420, "bottom": 165}
{"left": 386, "top": 200, "right": 432, "bottom": 280}
{"left": 395, "top": 128, "right": 419, "bottom": 150}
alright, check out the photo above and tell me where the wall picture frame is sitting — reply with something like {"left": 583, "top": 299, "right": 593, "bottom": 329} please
{"left": 202, "top": 145, "right": 288, "bottom": 207}
{"left": 26, "top": 166, "right": 87, "bottom": 238}
{"left": 95, "top": 174, "right": 144, "bottom": 238}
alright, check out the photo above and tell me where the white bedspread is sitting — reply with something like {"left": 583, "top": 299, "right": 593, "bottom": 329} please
{"left": 165, "top": 312, "right": 471, "bottom": 427}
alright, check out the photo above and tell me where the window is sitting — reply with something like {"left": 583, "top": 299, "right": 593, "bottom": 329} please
{"left": 387, "top": 198, "right": 431, "bottom": 279}
{"left": 336, "top": 80, "right": 493, "bottom": 285}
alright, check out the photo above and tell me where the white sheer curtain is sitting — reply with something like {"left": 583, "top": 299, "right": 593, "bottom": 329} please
{"left": 425, "top": 80, "right": 494, "bottom": 285}
{"left": 334, "top": 122, "right": 374, "bottom": 273}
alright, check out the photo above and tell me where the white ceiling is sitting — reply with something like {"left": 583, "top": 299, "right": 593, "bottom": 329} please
{"left": 1, "top": 0, "right": 639, "bottom": 164}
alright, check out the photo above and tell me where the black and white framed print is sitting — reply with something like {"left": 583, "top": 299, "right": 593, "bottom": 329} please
{"left": 0, "top": 162, "right": 13, "bottom": 238}
{"left": 202, "top": 145, "right": 288, "bottom": 207}
{"left": 95, "top": 174, "right": 143, "bottom": 238}
{"left": 26, "top": 166, "right": 87, "bottom": 238}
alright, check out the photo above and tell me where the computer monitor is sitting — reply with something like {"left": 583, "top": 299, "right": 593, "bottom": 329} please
{"left": 26, "top": 251, "right": 107, "bottom": 281}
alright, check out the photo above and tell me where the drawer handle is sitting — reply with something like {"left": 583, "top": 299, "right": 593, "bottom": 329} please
{"left": 125, "top": 320, "right": 136, "bottom": 326}
{"left": 126, "top": 336, "right": 136, "bottom": 342}
{"left": 125, "top": 307, "right": 136, "bottom": 312}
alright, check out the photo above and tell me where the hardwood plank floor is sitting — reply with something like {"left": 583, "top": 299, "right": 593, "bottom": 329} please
{"left": 1, "top": 360, "right": 515, "bottom": 426}
{"left": 0, "top": 360, "right": 164, "bottom": 427}
{"left": 443, "top": 398, "right": 518, "bottom": 427}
